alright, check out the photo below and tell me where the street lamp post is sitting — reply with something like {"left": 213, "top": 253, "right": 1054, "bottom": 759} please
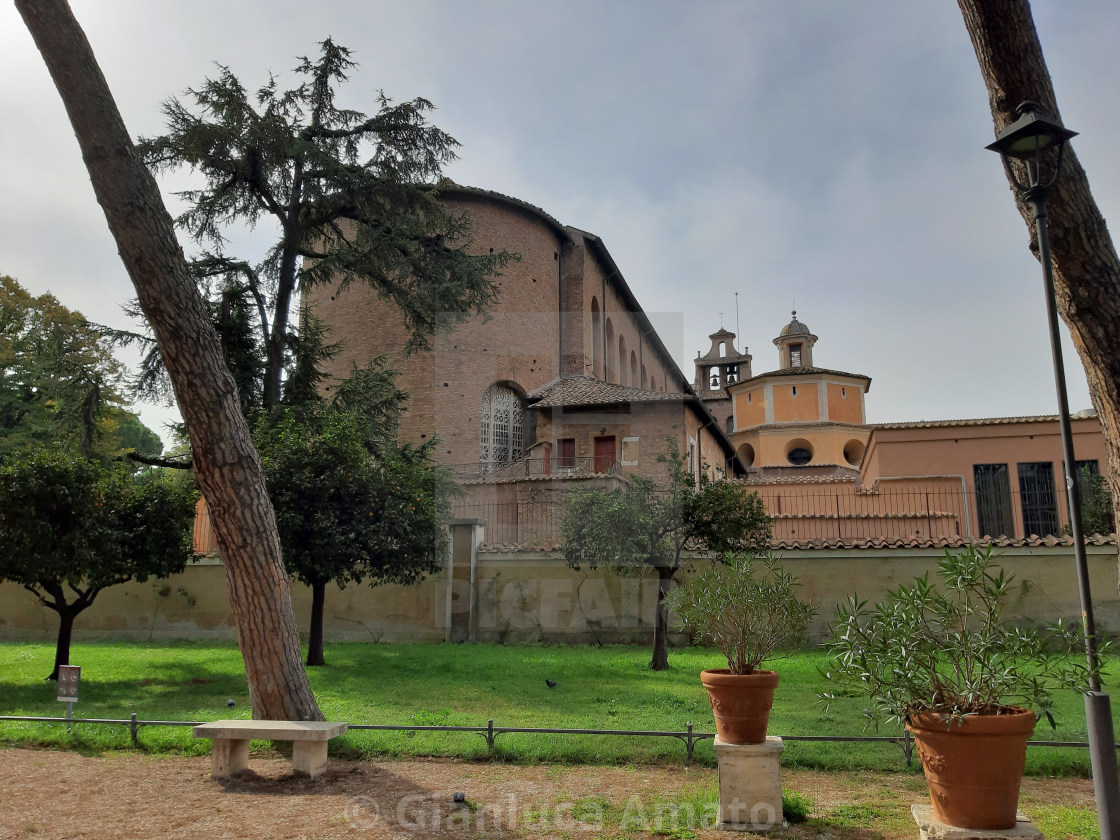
{"left": 986, "top": 101, "right": 1120, "bottom": 836}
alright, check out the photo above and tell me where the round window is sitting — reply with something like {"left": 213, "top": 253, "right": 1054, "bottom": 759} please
{"left": 787, "top": 447, "right": 812, "bottom": 466}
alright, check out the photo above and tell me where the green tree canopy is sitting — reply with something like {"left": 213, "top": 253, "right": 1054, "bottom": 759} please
{"left": 0, "top": 274, "right": 162, "bottom": 463}
{"left": 256, "top": 403, "right": 453, "bottom": 665}
{"left": 561, "top": 440, "right": 772, "bottom": 670}
{"left": 134, "top": 39, "right": 517, "bottom": 414}
{"left": 0, "top": 448, "right": 197, "bottom": 678}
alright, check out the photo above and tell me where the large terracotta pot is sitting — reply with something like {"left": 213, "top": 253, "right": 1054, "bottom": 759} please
{"left": 907, "top": 707, "right": 1036, "bottom": 830}
{"left": 701, "top": 669, "right": 779, "bottom": 745}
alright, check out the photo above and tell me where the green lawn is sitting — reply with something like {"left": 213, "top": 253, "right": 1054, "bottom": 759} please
{"left": 0, "top": 640, "right": 1110, "bottom": 775}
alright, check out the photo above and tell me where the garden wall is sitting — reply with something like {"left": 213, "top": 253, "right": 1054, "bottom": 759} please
{"left": 1, "top": 543, "right": 1116, "bottom": 646}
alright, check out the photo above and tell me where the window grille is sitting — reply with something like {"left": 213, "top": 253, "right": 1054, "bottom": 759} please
{"left": 1018, "top": 461, "right": 1059, "bottom": 536}
{"left": 479, "top": 384, "right": 525, "bottom": 473}
{"left": 974, "top": 463, "right": 1015, "bottom": 537}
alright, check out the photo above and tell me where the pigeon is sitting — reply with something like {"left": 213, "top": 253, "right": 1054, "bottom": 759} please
{"left": 545, "top": 679, "right": 558, "bottom": 689}
{"left": 453, "top": 792, "right": 466, "bottom": 804}
{"left": 226, "top": 698, "right": 236, "bottom": 708}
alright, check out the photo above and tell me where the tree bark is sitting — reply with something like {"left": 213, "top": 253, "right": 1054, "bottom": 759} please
{"left": 958, "top": 0, "right": 1120, "bottom": 587}
{"left": 48, "top": 605, "right": 79, "bottom": 681}
{"left": 16, "top": 0, "right": 322, "bottom": 720}
{"left": 651, "top": 566, "right": 676, "bottom": 671}
{"left": 306, "top": 581, "right": 326, "bottom": 667}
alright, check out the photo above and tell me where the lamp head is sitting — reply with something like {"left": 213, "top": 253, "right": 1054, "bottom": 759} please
{"left": 986, "top": 101, "right": 1078, "bottom": 159}
{"left": 986, "top": 102, "right": 1077, "bottom": 191}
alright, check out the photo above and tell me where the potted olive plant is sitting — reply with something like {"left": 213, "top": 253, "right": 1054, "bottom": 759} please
{"left": 665, "top": 553, "right": 815, "bottom": 745}
{"left": 821, "top": 545, "right": 1095, "bottom": 830}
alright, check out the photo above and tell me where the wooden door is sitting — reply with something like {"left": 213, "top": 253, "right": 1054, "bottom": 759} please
{"left": 593, "top": 436, "right": 616, "bottom": 474}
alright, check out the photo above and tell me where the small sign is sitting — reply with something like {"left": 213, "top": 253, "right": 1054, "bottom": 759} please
{"left": 57, "top": 665, "right": 80, "bottom": 703}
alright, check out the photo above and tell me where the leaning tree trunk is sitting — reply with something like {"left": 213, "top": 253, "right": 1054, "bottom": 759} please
{"left": 16, "top": 0, "right": 322, "bottom": 721}
{"left": 306, "top": 581, "right": 327, "bottom": 667}
{"left": 651, "top": 566, "right": 676, "bottom": 671}
{"left": 958, "top": 0, "right": 1120, "bottom": 588}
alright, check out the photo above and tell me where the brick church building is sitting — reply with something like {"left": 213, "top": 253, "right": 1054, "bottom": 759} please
{"left": 307, "top": 184, "right": 744, "bottom": 504}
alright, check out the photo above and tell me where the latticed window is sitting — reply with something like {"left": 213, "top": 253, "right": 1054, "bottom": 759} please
{"left": 1018, "top": 461, "right": 1059, "bottom": 537}
{"left": 480, "top": 384, "right": 525, "bottom": 473}
{"left": 974, "top": 463, "right": 1014, "bottom": 538}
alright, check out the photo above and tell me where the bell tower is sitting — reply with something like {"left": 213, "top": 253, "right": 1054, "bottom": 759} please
{"left": 694, "top": 327, "right": 752, "bottom": 395}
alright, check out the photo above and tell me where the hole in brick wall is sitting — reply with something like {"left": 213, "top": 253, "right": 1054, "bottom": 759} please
{"left": 532, "top": 278, "right": 537, "bottom": 282}
{"left": 489, "top": 248, "right": 494, "bottom": 253}
{"left": 443, "top": 383, "right": 449, "bottom": 387}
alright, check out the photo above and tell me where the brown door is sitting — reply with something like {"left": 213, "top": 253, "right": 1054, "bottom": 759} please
{"left": 594, "top": 436, "right": 616, "bottom": 474}
{"left": 558, "top": 438, "right": 576, "bottom": 468}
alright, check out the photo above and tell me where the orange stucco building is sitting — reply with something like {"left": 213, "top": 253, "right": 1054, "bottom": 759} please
{"left": 706, "top": 311, "right": 1110, "bottom": 544}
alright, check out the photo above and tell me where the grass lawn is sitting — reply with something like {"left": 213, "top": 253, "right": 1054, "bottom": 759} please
{"left": 0, "top": 640, "right": 1111, "bottom": 775}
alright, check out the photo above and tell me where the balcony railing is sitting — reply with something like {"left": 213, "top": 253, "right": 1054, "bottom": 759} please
{"left": 450, "top": 456, "right": 621, "bottom": 482}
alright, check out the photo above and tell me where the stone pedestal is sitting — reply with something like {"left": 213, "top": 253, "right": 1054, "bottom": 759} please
{"left": 911, "top": 805, "right": 1043, "bottom": 840}
{"left": 713, "top": 736, "right": 786, "bottom": 832}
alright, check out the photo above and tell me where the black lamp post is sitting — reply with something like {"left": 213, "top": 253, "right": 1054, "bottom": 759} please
{"left": 986, "top": 101, "right": 1120, "bottom": 836}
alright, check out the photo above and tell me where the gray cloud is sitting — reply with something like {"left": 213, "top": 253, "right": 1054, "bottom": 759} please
{"left": 1, "top": 0, "right": 1117, "bottom": 441}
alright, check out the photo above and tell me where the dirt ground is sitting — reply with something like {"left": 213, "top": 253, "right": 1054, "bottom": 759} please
{"left": 0, "top": 748, "right": 1098, "bottom": 840}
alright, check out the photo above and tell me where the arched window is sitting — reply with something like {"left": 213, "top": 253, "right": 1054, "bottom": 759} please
{"left": 725, "top": 415, "right": 735, "bottom": 434}
{"left": 630, "top": 351, "right": 638, "bottom": 389}
{"left": 591, "top": 298, "right": 602, "bottom": 378}
{"left": 605, "top": 319, "right": 615, "bottom": 383}
{"left": 618, "top": 335, "right": 627, "bottom": 386}
{"left": 641, "top": 364, "right": 647, "bottom": 389}
{"left": 480, "top": 383, "right": 525, "bottom": 473}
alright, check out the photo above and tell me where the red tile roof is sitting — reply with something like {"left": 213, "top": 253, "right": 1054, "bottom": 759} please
{"left": 870, "top": 412, "right": 1098, "bottom": 430}
{"left": 529, "top": 375, "right": 690, "bottom": 408}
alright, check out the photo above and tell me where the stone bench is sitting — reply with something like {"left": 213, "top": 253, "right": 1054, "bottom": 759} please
{"left": 193, "top": 720, "right": 348, "bottom": 779}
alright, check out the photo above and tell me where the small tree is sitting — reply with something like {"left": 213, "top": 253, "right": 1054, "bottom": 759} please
{"left": 256, "top": 404, "right": 452, "bottom": 666}
{"left": 0, "top": 449, "right": 197, "bottom": 679}
{"left": 561, "top": 439, "right": 772, "bottom": 670}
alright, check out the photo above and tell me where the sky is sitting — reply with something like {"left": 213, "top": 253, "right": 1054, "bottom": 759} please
{"left": 2, "top": 1, "right": 1119, "bottom": 442}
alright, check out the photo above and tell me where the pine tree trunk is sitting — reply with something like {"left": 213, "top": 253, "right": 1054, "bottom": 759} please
{"left": 16, "top": 0, "right": 322, "bottom": 721}
{"left": 651, "top": 566, "right": 675, "bottom": 671}
{"left": 958, "top": 0, "right": 1120, "bottom": 588}
{"left": 48, "top": 606, "right": 78, "bottom": 682}
{"left": 306, "top": 581, "right": 326, "bottom": 667}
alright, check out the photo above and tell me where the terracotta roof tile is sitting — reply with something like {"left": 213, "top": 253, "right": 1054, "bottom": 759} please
{"left": 870, "top": 411, "right": 1099, "bottom": 430}
{"left": 737, "top": 366, "right": 871, "bottom": 385}
{"left": 529, "top": 375, "right": 690, "bottom": 408}
{"left": 476, "top": 533, "right": 1117, "bottom": 552}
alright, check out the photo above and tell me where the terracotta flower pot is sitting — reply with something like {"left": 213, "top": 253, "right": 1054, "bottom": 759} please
{"left": 701, "top": 669, "right": 779, "bottom": 745}
{"left": 907, "top": 707, "right": 1036, "bottom": 830}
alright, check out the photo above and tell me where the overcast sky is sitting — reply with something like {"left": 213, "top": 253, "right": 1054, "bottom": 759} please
{"left": 2, "top": 1, "right": 1119, "bottom": 441}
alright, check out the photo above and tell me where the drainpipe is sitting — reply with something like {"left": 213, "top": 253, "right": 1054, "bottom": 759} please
{"left": 863, "top": 475, "right": 972, "bottom": 539}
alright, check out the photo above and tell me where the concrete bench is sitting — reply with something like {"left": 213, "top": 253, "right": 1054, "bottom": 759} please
{"left": 193, "top": 720, "right": 348, "bottom": 778}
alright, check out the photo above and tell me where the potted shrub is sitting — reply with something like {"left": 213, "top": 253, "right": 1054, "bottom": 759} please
{"left": 821, "top": 545, "right": 1095, "bottom": 830}
{"left": 665, "top": 553, "right": 815, "bottom": 744}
